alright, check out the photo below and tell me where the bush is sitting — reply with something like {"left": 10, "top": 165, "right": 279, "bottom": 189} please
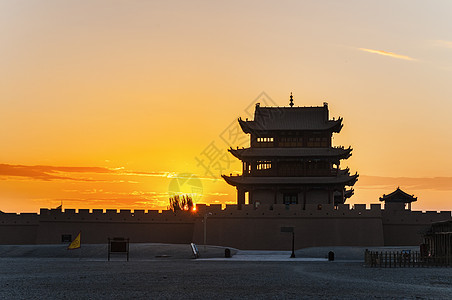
{"left": 168, "top": 195, "right": 193, "bottom": 211}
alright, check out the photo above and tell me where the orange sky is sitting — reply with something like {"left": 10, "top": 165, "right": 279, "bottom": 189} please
{"left": 1, "top": 1, "right": 452, "bottom": 212}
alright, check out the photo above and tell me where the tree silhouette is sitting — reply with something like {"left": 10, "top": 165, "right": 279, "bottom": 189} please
{"left": 168, "top": 195, "right": 193, "bottom": 211}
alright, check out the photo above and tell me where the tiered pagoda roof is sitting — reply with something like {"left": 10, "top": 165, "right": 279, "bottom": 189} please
{"left": 229, "top": 146, "right": 352, "bottom": 160}
{"left": 238, "top": 103, "right": 343, "bottom": 133}
{"left": 222, "top": 173, "right": 358, "bottom": 186}
{"left": 223, "top": 94, "right": 358, "bottom": 206}
{"left": 379, "top": 187, "right": 417, "bottom": 203}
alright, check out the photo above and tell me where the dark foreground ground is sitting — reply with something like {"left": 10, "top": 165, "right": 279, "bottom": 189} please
{"left": 1, "top": 258, "right": 451, "bottom": 299}
{"left": 0, "top": 244, "right": 451, "bottom": 299}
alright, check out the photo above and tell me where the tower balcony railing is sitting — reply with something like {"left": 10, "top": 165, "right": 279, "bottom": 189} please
{"left": 242, "top": 168, "right": 342, "bottom": 177}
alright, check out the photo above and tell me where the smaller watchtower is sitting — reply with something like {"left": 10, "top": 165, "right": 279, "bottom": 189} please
{"left": 379, "top": 187, "right": 417, "bottom": 210}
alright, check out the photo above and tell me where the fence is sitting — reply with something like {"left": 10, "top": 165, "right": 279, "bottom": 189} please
{"left": 364, "top": 250, "right": 452, "bottom": 268}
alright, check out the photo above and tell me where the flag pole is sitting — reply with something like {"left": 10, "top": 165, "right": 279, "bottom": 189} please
{"left": 79, "top": 229, "right": 82, "bottom": 261}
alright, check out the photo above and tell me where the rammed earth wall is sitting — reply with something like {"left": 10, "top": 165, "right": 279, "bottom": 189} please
{"left": 0, "top": 204, "right": 451, "bottom": 249}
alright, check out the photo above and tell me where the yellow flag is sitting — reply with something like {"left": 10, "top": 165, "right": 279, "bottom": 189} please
{"left": 67, "top": 232, "right": 81, "bottom": 250}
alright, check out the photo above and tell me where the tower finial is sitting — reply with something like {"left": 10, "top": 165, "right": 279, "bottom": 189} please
{"left": 289, "top": 92, "right": 294, "bottom": 107}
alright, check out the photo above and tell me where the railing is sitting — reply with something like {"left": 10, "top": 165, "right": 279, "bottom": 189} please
{"left": 364, "top": 250, "right": 452, "bottom": 267}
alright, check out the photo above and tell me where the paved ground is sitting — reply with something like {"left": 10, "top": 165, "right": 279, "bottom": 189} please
{"left": 0, "top": 245, "right": 451, "bottom": 299}
{"left": 199, "top": 250, "right": 329, "bottom": 262}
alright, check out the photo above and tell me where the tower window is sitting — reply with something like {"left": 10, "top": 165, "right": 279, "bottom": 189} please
{"left": 257, "top": 137, "right": 274, "bottom": 143}
{"left": 283, "top": 193, "right": 298, "bottom": 204}
{"left": 279, "top": 137, "right": 302, "bottom": 147}
{"left": 307, "top": 137, "right": 329, "bottom": 147}
{"left": 256, "top": 160, "right": 272, "bottom": 170}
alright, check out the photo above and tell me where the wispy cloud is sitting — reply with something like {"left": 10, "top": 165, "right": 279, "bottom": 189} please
{"left": 358, "top": 48, "right": 416, "bottom": 61}
{"left": 0, "top": 164, "right": 110, "bottom": 181}
{"left": 119, "top": 170, "right": 219, "bottom": 182}
{"left": 0, "top": 163, "right": 218, "bottom": 183}
{"left": 432, "top": 40, "right": 452, "bottom": 49}
{"left": 359, "top": 175, "right": 452, "bottom": 191}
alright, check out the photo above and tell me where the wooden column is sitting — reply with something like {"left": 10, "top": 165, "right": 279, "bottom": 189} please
{"left": 273, "top": 187, "right": 278, "bottom": 204}
{"left": 303, "top": 187, "right": 307, "bottom": 210}
{"left": 237, "top": 187, "right": 245, "bottom": 209}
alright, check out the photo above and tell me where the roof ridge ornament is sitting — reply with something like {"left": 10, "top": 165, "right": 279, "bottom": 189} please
{"left": 289, "top": 92, "right": 294, "bottom": 107}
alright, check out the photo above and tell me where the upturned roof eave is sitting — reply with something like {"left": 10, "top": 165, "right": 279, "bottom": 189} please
{"left": 222, "top": 174, "right": 358, "bottom": 187}
{"left": 228, "top": 147, "right": 352, "bottom": 160}
{"left": 379, "top": 187, "right": 417, "bottom": 203}
{"left": 238, "top": 118, "right": 343, "bottom": 133}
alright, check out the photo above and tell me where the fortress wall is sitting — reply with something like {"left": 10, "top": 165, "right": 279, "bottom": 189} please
{"left": 192, "top": 214, "right": 383, "bottom": 250}
{"left": 35, "top": 209, "right": 196, "bottom": 244}
{"left": 36, "top": 222, "right": 195, "bottom": 244}
{"left": 2, "top": 206, "right": 451, "bottom": 248}
{"left": 0, "top": 213, "right": 39, "bottom": 244}
{"left": 192, "top": 204, "right": 384, "bottom": 250}
{"left": 382, "top": 210, "right": 452, "bottom": 246}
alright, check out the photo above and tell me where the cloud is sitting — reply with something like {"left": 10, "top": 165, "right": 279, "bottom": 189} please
{"left": 0, "top": 163, "right": 225, "bottom": 184}
{"left": 207, "top": 192, "right": 229, "bottom": 196}
{"left": 358, "top": 175, "right": 452, "bottom": 191}
{"left": 433, "top": 40, "right": 452, "bottom": 48}
{"left": 119, "top": 170, "right": 220, "bottom": 182}
{"left": 358, "top": 48, "right": 416, "bottom": 61}
{"left": 0, "top": 164, "right": 111, "bottom": 181}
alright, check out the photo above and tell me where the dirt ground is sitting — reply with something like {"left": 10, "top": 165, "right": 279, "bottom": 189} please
{"left": 0, "top": 258, "right": 451, "bottom": 299}
{"left": 0, "top": 244, "right": 451, "bottom": 299}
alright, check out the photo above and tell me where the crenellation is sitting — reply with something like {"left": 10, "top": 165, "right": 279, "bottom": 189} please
{"left": 337, "top": 204, "right": 350, "bottom": 211}
{"left": 145, "top": 210, "right": 159, "bottom": 218}
{"left": 39, "top": 208, "right": 50, "bottom": 215}
{"left": 353, "top": 204, "right": 366, "bottom": 211}
{"left": 1, "top": 205, "right": 451, "bottom": 246}
{"left": 422, "top": 211, "right": 445, "bottom": 217}
{"left": 161, "top": 210, "right": 176, "bottom": 217}
{"left": 0, "top": 212, "right": 38, "bottom": 224}
{"left": 133, "top": 210, "right": 145, "bottom": 216}
{"left": 370, "top": 204, "right": 381, "bottom": 211}
{"left": 439, "top": 211, "right": 452, "bottom": 217}
{"left": 19, "top": 213, "right": 39, "bottom": 217}
{"left": 224, "top": 204, "right": 239, "bottom": 212}
{"left": 208, "top": 204, "right": 222, "bottom": 212}
{"left": 118, "top": 210, "right": 132, "bottom": 218}
{"left": 78, "top": 209, "right": 90, "bottom": 217}
{"left": 194, "top": 204, "right": 206, "bottom": 213}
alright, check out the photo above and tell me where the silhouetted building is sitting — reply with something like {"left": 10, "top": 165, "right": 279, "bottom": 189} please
{"left": 423, "top": 220, "right": 452, "bottom": 264}
{"left": 380, "top": 187, "right": 417, "bottom": 210}
{"left": 222, "top": 94, "right": 358, "bottom": 208}
{"left": 1, "top": 97, "right": 451, "bottom": 250}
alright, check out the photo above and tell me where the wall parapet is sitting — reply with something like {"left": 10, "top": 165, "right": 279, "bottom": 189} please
{"left": 3, "top": 206, "right": 451, "bottom": 224}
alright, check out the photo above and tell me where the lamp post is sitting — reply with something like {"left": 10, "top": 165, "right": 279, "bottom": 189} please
{"left": 280, "top": 226, "right": 295, "bottom": 258}
{"left": 203, "top": 212, "right": 212, "bottom": 251}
